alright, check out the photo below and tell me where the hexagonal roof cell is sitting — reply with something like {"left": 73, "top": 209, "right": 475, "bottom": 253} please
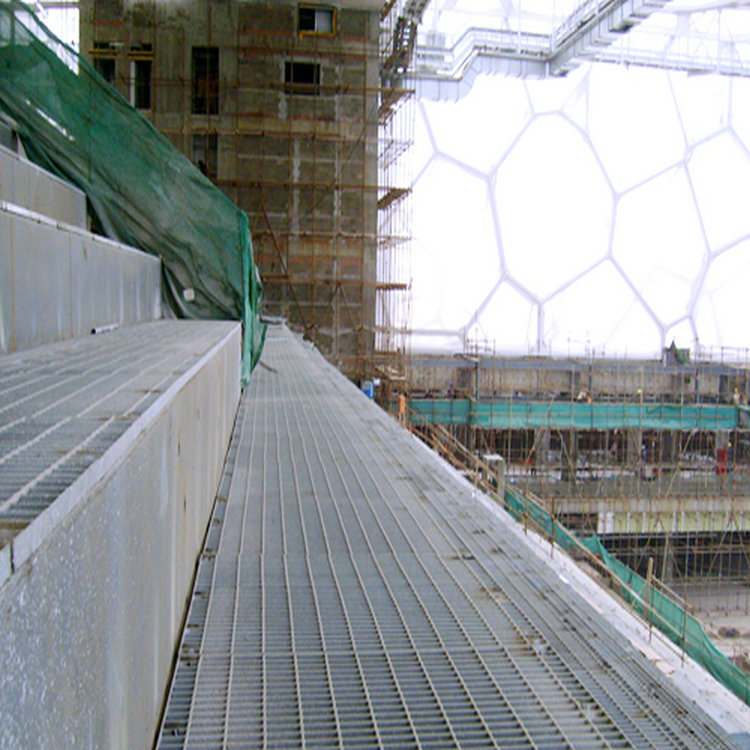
{"left": 613, "top": 165, "right": 706, "bottom": 326}
{"left": 409, "top": 4, "right": 750, "bottom": 357}
{"left": 729, "top": 76, "right": 750, "bottom": 154}
{"left": 670, "top": 71, "right": 730, "bottom": 147}
{"left": 413, "top": 102, "right": 437, "bottom": 181}
{"left": 466, "top": 282, "right": 538, "bottom": 354}
{"left": 688, "top": 131, "right": 750, "bottom": 252}
{"left": 588, "top": 65, "right": 684, "bottom": 193}
{"left": 695, "top": 240, "right": 750, "bottom": 352}
{"left": 543, "top": 260, "right": 662, "bottom": 357}
{"left": 413, "top": 158, "right": 500, "bottom": 332}
{"left": 494, "top": 114, "right": 612, "bottom": 302}
{"left": 560, "top": 67, "right": 591, "bottom": 133}
{"left": 527, "top": 64, "right": 588, "bottom": 121}
{"left": 420, "top": 75, "right": 531, "bottom": 174}
{"left": 410, "top": 237, "right": 443, "bottom": 331}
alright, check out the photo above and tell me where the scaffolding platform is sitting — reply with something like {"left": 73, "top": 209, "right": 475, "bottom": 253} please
{"left": 158, "top": 324, "right": 743, "bottom": 749}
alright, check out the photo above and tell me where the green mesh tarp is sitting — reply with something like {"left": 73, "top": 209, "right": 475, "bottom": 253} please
{"left": 410, "top": 399, "right": 739, "bottom": 431}
{"left": 582, "top": 534, "right": 750, "bottom": 704}
{"left": 503, "top": 486, "right": 750, "bottom": 705}
{"left": 0, "top": 0, "right": 264, "bottom": 381}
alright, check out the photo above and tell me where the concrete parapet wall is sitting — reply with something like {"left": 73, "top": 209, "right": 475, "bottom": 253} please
{"left": 0, "top": 202, "right": 161, "bottom": 353}
{"left": 0, "top": 323, "right": 241, "bottom": 750}
{"left": 0, "top": 144, "right": 86, "bottom": 227}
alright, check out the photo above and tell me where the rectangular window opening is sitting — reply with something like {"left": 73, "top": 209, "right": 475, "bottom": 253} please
{"left": 130, "top": 58, "right": 152, "bottom": 109}
{"left": 298, "top": 6, "right": 334, "bottom": 35}
{"left": 284, "top": 61, "right": 321, "bottom": 96}
{"left": 192, "top": 46, "right": 219, "bottom": 115}
{"left": 92, "top": 40, "right": 117, "bottom": 85}
{"left": 94, "top": 56, "right": 115, "bottom": 84}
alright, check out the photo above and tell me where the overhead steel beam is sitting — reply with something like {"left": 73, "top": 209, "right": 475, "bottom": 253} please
{"left": 410, "top": 27, "right": 550, "bottom": 99}
{"left": 407, "top": 0, "right": 750, "bottom": 97}
{"left": 410, "top": 3, "right": 676, "bottom": 95}
{"left": 593, "top": 40, "right": 750, "bottom": 76}
{"left": 549, "top": 0, "right": 675, "bottom": 76}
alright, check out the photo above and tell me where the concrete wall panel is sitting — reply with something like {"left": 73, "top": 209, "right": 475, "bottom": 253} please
{"left": 12, "top": 214, "right": 72, "bottom": 345}
{"left": 0, "top": 323, "right": 241, "bottom": 750}
{"left": 0, "top": 144, "right": 86, "bottom": 228}
{"left": 0, "top": 210, "right": 12, "bottom": 353}
{"left": 0, "top": 204, "right": 161, "bottom": 353}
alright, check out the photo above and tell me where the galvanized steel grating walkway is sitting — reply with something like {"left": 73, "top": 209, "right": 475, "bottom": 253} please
{"left": 159, "top": 325, "right": 739, "bottom": 749}
{"left": 0, "top": 321, "right": 236, "bottom": 545}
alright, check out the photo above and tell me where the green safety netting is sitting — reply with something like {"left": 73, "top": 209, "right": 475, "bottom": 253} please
{"left": 0, "top": 0, "right": 265, "bottom": 382}
{"left": 410, "top": 398, "right": 740, "bottom": 431}
{"left": 503, "top": 486, "right": 750, "bottom": 705}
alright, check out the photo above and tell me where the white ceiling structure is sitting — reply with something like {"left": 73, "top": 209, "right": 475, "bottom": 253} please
{"left": 407, "top": 1, "right": 750, "bottom": 360}
{"left": 414, "top": 0, "right": 750, "bottom": 92}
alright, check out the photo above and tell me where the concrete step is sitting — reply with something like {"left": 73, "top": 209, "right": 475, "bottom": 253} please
{"left": 0, "top": 142, "right": 86, "bottom": 228}
{"left": 1, "top": 201, "right": 161, "bottom": 353}
{"left": 0, "top": 319, "right": 241, "bottom": 750}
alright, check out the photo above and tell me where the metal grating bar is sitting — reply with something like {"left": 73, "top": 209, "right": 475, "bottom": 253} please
{"left": 158, "top": 325, "right": 740, "bottom": 749}
{"left": 0, "top": 321, "right": 237, "bottom": 548}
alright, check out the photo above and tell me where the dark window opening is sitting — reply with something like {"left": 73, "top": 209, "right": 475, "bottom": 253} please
{"left": 192, "top": 46, "right": 219, "bottom": 115}
{"left": 299, "top": 6, "right": 334, "bottom": 34}
{"left": 131, "top": 58, "right": 152, "bottom": 109}
{"left": 284, "top": 61, "right": 321, "bottom": 95}
{"left": 93, "top": 40, "right": 117, "bottom": 85}
{"left": 94, "top": 56, "right": 115, "bottom": 84}
{"left": 192, "top": 133, "right": 218, "bottom": 179}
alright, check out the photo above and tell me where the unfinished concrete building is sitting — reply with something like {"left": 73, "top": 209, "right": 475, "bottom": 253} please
{"left": 406, "top": 347, "right": 750, "bottom": 626}
{"left": 79, "top": 0, "right": 412, "bottom": 381}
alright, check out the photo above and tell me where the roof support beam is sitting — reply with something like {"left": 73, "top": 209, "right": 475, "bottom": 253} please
{"left": 550, "top": 0, "right": 674, "bottom": 76}
{"left": 410, "top": 0, "right": 750, "bottom": 99}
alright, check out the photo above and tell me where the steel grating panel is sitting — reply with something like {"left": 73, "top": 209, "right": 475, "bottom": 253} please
{"left": 0, "top": 321, "right": 236, "bottom": 545}
{"left": 158, "top": 325, "right": 740, "bottom": 749}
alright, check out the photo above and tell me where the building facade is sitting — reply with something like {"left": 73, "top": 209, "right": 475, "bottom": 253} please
{"left": 80, "top": 0, "right": 386, "bottom": 379}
